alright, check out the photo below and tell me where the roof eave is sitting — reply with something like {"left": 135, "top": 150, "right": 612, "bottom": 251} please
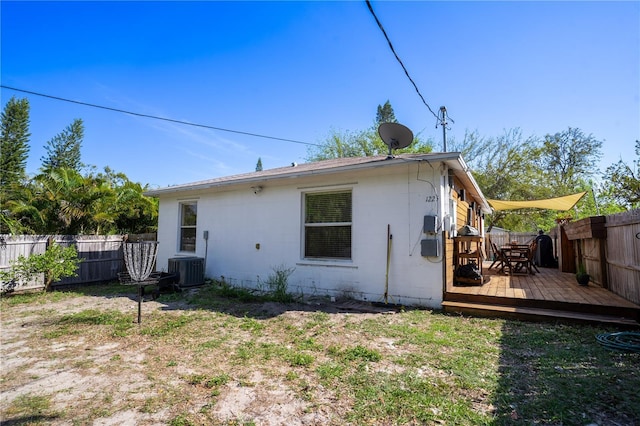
{"left": 144, "top": 153, "right": 464, "bottom": 197}
{"left": 445, "top": 155, "right": 492, "bottom": 213}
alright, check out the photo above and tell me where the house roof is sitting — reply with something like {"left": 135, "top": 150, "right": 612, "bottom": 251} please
{"left": 145, "top": 153, "right": 491, "bottom": 212}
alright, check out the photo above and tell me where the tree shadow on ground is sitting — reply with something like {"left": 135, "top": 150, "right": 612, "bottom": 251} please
{"left": 52, "top": 280, "right": 408, "bottom": 320}
{"left": 159, "top": 288, "right": 405, "bottom": 320}
{"left": 0, "top": 414, "right": 61, "bottom": 426}
{"left": 492, "top": 320, "right": 640, "bottom": 425}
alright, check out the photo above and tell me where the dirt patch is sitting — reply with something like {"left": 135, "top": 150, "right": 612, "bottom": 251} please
{"left": 4, "top": 285, "right": 636, "bottom": 425}
{"left": 0, "top": 290, "right": 400, "bottom": 425}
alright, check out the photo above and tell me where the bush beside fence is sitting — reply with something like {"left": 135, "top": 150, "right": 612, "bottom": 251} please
{"left": 0, "top": 234, "right": 156, "bottom": 292}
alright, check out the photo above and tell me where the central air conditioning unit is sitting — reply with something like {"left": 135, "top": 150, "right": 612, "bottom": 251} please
{"left": 167, "top": 257, "right": 204, "bottom": 287}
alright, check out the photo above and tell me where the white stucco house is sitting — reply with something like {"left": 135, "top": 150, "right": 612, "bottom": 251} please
{"left": 145, "top": 153, "right": 491, "bottom": 309}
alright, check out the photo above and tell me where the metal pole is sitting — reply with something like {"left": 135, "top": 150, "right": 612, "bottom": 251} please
{"left": 440, "top": 106, "right": 447, "bottom": 152}
{"left": 589, "top": 180, "right": 600, "bottom": 215}
{"left": 137, "top": 284, "right": 142, "bottom": 324}
{"left": 384, "top": 224, "right": 392, "bottom": 304}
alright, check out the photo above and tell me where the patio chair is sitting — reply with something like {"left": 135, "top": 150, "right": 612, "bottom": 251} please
{"left": 488, "top": 242, "right": 506, "bottom": 270}
{"left": 511, "top": 241, "right": 539, "bottom": 274}
{"left": 527, "top": 240, "right": 540, "bottom": 273}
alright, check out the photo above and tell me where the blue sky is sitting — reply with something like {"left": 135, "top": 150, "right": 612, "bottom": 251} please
{"left": 2, "top": 1, "right": 638, "bottom": 188}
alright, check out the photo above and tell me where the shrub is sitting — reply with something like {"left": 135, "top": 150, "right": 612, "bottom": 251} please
{"left": 0, "top": 241, "right": 83, "bottom": 292}
{"left": 263, "top": 264, "right": 296, "bottom": 303}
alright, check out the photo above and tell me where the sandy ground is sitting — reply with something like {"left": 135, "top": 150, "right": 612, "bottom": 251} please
{"left": 1, "top": 290, "right": 395, "bottom": 425}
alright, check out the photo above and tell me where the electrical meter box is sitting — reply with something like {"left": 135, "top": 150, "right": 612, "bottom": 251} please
{"left": 423, "top": 215, "right": 438, "bottom": 233}
{"left": 421, "top": 239, "right": 439, "bottom": 257}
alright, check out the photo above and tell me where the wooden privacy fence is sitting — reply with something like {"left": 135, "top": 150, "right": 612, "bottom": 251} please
{"left": 603, "top": 210, "right": 640, "bottom": 305}
{"left": 0, "top": 234, "right": 156, "bottom": 292}
{"left": 487, "top": 210, "right": 639, "bottom": 305}
{"left": 485, "top": 232, "right": 546, "bottom": 259}
{"left": 549, "top": 210, "right": 638, "bottom": 305}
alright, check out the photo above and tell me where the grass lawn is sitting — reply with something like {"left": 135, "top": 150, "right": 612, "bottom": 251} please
{"left": 1, "top": 281, "right": 638, "bottom": 425}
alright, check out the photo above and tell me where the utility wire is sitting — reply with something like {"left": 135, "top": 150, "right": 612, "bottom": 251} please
{"left": 365, "top": 0, "right": 440, "bottom": 122}
{"left": 0, "top": 85, "right": 320, "bottom": 147}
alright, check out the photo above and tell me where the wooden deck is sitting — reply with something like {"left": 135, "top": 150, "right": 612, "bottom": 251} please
{"left": 443, "top": 261, "right": 640, "bottom": 326}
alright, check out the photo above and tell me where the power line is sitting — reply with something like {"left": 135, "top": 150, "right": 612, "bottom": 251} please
{"left": 365, "top": 0, "right": 441, "bottom": 122}
{"left": 0, "top": 85, "right": 321, "bottom": 147}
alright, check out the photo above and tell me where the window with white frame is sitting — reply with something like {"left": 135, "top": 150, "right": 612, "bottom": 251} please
{"left": 304, "top": 190, "right": 352, "bottom": 259}
{"left": 179, "top": 202, "right": 197, "bottom": 252}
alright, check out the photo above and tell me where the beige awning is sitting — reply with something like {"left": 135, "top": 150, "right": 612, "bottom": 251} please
{"left": 487, "top": 192, "right": 587, "bottom": 211}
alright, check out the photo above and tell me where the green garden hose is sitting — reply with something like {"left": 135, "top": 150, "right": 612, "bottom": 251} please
{"left": 595, "top": 332, "right": 640, "bottom": 353}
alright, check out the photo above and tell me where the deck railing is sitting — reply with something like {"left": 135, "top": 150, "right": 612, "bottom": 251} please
{"left": 485, "top": 232, "right": 541, "bottom": 259}
{"left": 488, "top": 209, "right": 639, "bottom": 306}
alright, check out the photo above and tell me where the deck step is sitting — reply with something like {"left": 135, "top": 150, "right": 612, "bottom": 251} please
{"left": 442, "top": 301, "right": 640, "bottom": 327}
{"left": 444, "top": 292, "right": 640, "bottom": 321}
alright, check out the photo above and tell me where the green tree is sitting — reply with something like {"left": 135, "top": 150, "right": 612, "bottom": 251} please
{"left": 88, "top": 167, "right": 157, "bottom": 234}
{"left": 1, "top": 97, "right": 31, "bottom": 233}
{"left": 452, "top": 127, "right": 609, "bottom": 232}
{"left": 307, "top": 102, "right": 432, "bottom": 162}
{"left": 449, "top": 129, "right": 544, "bottom": 232}
{"left": 4, "top": 165, "right": 158, "bottom": 235}
{"left": 30, "top": 168, "right": 115, "bottom": 234}
{"left": 41, "top": 118, "right": 84, "bottom": 171}
{"left": 113, "top": 181, "right": 158, "bottom": 234}
{"left": 376, "top": 100, "right": 397, "bottom": 124}
{"left": 307, "top": 127, "right": 433, "bottom": 161}
{"left": 539, "top": 127, "right": 603, "bottom": 194}
{"left": 600, "top": 140, "right": 640, "bottom": 209}
{"left": 0, "top": 96, "right": 30, "bottom": 189}
{"left": 307, "top": 128, "right": 370, "bottom": 160}
{"left": 256, "top": 157, "right": 263, "bottom": 172}
{"left": 1, "top": 181, "right": 46, "bottom": 234}
{"left": 1, "top": 106, "right": 159, "bottom": 235}
{"left": 110, "top": 182, "right": 157, "bottom": 234}
{"left": 30, "top": 168, "right": 87, "bottom": 234}
{"left": 0, "top": 240, "right": 82, "bottom": 292}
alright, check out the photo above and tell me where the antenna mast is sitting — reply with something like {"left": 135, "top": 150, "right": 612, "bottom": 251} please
{"left": 440, "top": 106, "right": 447, "bottom": 152}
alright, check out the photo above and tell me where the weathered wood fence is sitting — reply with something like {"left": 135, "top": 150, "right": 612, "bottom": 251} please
{"left": 488, "top": 209, "right": 640, "bottom": 305}
{"left": 561, "top": 210, "right": 640, "bottom": 306}
{"left": 0, "top": 234, "right": 156, "bottom": 292}
{"left": 485, "top": 231, "right": 544, "bottom": 259}
{"left": 603, "top": 210, "right": 639, "bottom": 304}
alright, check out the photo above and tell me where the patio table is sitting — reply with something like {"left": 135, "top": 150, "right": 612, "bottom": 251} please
{"left": 500, "top": 246, "right": 532, "bottom": 275}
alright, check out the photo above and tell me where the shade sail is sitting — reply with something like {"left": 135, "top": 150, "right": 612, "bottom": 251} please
{"left": 487, "top": 192, "right": 587, "bottom": 211}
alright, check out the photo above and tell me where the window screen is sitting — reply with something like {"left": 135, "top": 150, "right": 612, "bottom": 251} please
{"left": 304, "top": 191, "right": 352, "bottom": 259}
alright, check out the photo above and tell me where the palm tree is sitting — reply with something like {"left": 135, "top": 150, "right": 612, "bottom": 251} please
{"left": 32, "top": 168, "right": 116, "bottom": 234}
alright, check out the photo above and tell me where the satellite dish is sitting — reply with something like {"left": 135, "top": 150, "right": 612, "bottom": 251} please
{"left": 378, "top": 122, "right": 414, "bottom": 158}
